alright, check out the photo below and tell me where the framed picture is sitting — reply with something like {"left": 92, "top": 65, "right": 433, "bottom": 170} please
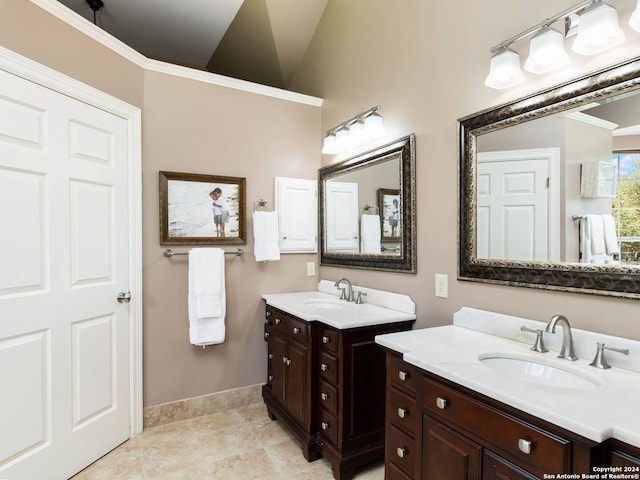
{"left": 159, "top": 171, "right": 246, "bottom": 245}
{"left": 378, "top": 188, "right": 401, "bottom": 241}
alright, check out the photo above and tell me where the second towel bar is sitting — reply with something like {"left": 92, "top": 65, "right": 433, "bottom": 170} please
{"left": 164, "top": 248, "right": 244, "bottom": 257}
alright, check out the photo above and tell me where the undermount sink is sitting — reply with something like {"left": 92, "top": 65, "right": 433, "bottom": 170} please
{"left": 479, "top": 353, "right": 600, "bottom": 390}
{"left": 302, "top": 299, "right": 347, "bottom": 309}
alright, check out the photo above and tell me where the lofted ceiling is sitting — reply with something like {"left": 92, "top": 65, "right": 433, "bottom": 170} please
{"left": 56, "top": 0, "right": 327, "bottom": 90}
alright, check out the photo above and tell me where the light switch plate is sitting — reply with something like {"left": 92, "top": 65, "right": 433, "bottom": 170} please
{"left": 435, "top": 273, "right": 448, "bottom": 298}
{"left": 307, "top": 262, "right": 316, "bottom": 276}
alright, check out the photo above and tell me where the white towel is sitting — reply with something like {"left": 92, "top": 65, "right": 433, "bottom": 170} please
{"left": 601, "top": 214, "right": 620, "bottom": 256}
{"left": 188, "top": 248, "right": 225, "bottom": 346}
{"left": 253, "top": 211, "right": 280, "bottom": 262}
{"left": 360, "top": 214, "right": 381, "bottom": 253}
{"left": 580, "top": 214, "right": 610, "bottom": 264}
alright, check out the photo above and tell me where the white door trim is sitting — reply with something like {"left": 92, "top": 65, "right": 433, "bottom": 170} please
{"left": 0, "top": 45, "right": 143, "bottom": 436}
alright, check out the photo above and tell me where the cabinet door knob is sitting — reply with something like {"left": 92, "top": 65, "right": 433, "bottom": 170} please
{"left": 264, "top": 332, "right": 270, "bottom": 339}
{"left": 293, "top": 327, "right": 301, "bottom": 334}
{"left": 266, "top": 311, "right": 272, "bottom": 318}
{"left": 268, "top": 375, "right": 273, "bottom": 381}
{"left": 396, "top": 447, "right": 407, "bottom": 459}
{"left": 321, "top": 363, "right": 328, "bottom": 371}
{"left": 397, "top": 407, "right": 407, "bottom": 419}
{"left": 435, "top": 397, "right": 447, "bottom": 410}
{"left": 274, "top": 318, "right": 281, "bottom": 325}
{"left": 518, "top": 438, "right": 532, "bottom": 455}
{"left": 398, "top": 370, "right": 409, "bottom": 381}
{"left": 322, "top": 336, "right": 330, "bottom": 344}
{"left": 282, "top": 356, "right": 288, "bottom": 364}
{"left": 321, "top": 421, "right": 329, "bottom": 430}
{"left": 268, "top": 353, "right": 273, "bottom": 359}
{"left": 321, "top": 392, "right": 328, "bottom": 401}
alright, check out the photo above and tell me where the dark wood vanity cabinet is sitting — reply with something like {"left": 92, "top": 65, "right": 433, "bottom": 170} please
{"left": 382, "top": 351, "right": 614, "bottom": 480}
{"left": 262, "top": 304, "right": 414, "bottom": 479}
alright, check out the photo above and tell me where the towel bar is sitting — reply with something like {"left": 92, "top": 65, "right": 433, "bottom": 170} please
{"left": 364, "top": 204, "right": 379, "bottom": 215}
{"left": 164, "top": 248, "right": 244, "bottom": 257}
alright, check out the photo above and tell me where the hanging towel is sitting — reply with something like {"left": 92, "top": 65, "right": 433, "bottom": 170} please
{"left": 253, "top": 211, "right": 280, "bottom": 262}
{"left": 580, "top": 214, "right": 608, "bottom": 264}
{"left": 601, "top": 214, "right": 620, "bottom": 256}
{"left": 360, "top": 214, "right": 381, "bottom": 253}
{"left": 188, "top": 248, "right": 225, "bottom": 346}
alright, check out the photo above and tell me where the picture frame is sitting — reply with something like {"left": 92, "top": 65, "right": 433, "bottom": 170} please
{"left": 378, "top": 188, "right": 401, "bottom": 241}
{"left": 159, "top": 171, "right": 246, "bottom": 245}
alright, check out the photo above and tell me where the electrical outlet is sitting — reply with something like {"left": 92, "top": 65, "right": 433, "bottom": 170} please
{"left": 306, "top": 262, "right": 316, "bottom": 276}
{"left": 435, "top": 273, "right": 448, "bottom": 298}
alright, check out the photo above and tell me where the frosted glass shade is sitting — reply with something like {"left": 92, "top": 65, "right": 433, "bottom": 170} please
{"left": 363, "top": 111, "right": 385, "bottom": 138}
{"left": 524, "top": 27, "right": 570, "bottom": 74}
{"left": 572, "top": 1, "right": 625, "bottom": 55}
{"left": 485, "top": 48, "right": 525, "bottom": 90}
{"left": 335, "top": 126, "right": 350, "bottom": 151}
{"left": 630, "top": 0, "right": 640, "bottom": 32}
{"left": 349, "top": 118, "right": 368, "bottom": 145}
{"left": 321, "top": 132, "right": 338, "bottom": 154}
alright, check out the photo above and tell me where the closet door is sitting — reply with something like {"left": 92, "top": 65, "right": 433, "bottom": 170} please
{"left": 325, "top": 181, "right": 359, "bottom": 253}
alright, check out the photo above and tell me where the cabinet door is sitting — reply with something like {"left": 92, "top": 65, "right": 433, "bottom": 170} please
{"left": 325, "top": 181, "right": 359, "bottom": 252}
{"left": 286, "top": 340, "right": 307, "bottom": 424}
{"left": 422, "top": 415, "right": 481, "bottom": 480}
{"left": 482, "top": 450, "right": 538, "bottom": 480}
{"left": 275, "top": 176, "right": 317, "bottom": 253}
{"left": 271, "top": 335, "right": 287, "bottom": 405}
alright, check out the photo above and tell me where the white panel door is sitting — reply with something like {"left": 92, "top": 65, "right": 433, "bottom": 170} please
{"left": 0, "top": 68, "right": 130, "bottom": 479}
{"left": 275, "top": 177, "right": 317, "bottom": 253}
{"left": 477, "top": 157, "right": 549, "bottom": 261}
{"left": 325, "top": 181, "right": 359, "bottom": 252}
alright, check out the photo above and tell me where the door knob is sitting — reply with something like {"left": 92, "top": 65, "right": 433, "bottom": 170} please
{"left": 117, "top": 291, "right": 131, "bottom": 303}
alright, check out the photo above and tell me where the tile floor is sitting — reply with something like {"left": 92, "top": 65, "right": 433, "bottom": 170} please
{"left": 72, "top": 402, "right": 385, "bottom": 479}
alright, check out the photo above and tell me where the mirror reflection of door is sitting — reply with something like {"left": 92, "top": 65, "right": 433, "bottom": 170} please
{"left": 325, "top": 181, "right": 359, "bottom": 252}
{"left": 477, "top": 149, "right": 560, "bottom": 261}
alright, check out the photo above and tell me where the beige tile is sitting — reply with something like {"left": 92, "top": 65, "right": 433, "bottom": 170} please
{"left": 208, "top": 449, "right": 281, "bottom": 480}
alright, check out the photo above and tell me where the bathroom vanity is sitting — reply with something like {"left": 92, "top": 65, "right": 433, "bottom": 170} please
{"left": 376, "top": 308, "right": 640, "bottom": 479}
{"left": 261, "top": 282, "right": 416, "bottom": 480}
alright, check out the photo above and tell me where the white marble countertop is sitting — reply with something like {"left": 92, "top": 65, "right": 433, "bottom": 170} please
{"left": 375, "top": 308, "right": 640, "bottom": 448}
{"left": 262, "top": 280, "right": 416, "bottom": 330}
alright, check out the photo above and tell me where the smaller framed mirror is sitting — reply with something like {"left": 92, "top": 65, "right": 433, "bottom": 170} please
{"left": 319, "top": 134, "right": 416, "bottom": 273}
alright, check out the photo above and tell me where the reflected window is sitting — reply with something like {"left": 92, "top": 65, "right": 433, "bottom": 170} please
{"left": 611, "top": 151, "right": 640, "bottom": 264}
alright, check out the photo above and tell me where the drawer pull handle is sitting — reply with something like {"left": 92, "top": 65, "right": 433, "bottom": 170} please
{"left": 321, "top": 421, "right": 329, "bottom": 430}
{"left": 396, "top": 447, "right": 407, "bottom": 459}
{"left": 321, "top": 363, "right": 328, "bottom": 372}
{"left": 397, "top": 407, "right": 407, "bottom": 419}
{"left": 274, "top": 318, "right": 281, "bottom": 325}
{"left": 321, "top": 392, "right": 328, "bottom": 401}
{"left": 268, "top": 353, "right": 273, "bottom": 359}
{"left": 266, "top": 311, "right": 272, "bottom": 318}
{"left": 435, "top": 397, "right": 447, "bottom": 410}
{"left": 518, "top": 438, "right": 532, "bottom": 455}
{"left": 268, "top": 375, "right": 273, "bottom": 381}
{"left": 398, "top": 370, "right": 409, "bottom": 381}
{"left": 322, "top": 336, "right": 330, "bottom": 344}
{"left": 264, "top": 332, "right": 270, "bottom": 339}
{"left": 293, "top": 327, "right": 301, "bottom": 334}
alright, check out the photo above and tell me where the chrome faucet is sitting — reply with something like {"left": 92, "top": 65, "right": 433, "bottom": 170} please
{"left": 334, "top": 278, "right": 354, "bottom": 302}
{"left": 545, "top": 315, "right": 578, "bottom": 361}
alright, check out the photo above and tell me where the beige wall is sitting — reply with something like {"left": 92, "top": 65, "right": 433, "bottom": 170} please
{"left": 290, "top": 0, "right": 640, "bottom": 340}
{"left": 4, "top": 0, "right": 640, "bottom": 408}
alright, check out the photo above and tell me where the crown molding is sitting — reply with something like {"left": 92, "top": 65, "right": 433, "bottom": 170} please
{"left": 29, "top": 0, "right": 323, "bottom": 107}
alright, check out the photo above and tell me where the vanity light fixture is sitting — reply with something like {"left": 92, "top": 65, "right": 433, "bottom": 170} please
{"left": 485, "top": 0, "right": 628, "bottom": 90}
{"left": 321, "top": 106, "right": 385, "bottom": 154}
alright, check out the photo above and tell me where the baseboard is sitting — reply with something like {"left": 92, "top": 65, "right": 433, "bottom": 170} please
{"left": 143, "top": 383, "right": 263, "bottom": 428}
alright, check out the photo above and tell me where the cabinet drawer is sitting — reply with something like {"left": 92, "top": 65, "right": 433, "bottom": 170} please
{"left": 423, "top": 377, "right": 571, "bottom": 474}
{"left": 386, "top": 424, "right": 417, "bottom": 478}
{"left": 386, "top": 461, "right": 414, "bottom": 480}
{"left": 389, "top": 355, "right": 417, "bottom": 396}
{"left": 319, "top": 351, "right": 338, "bottom": 384}
{"left": 319, "top": 379, "right": 338, "bottom": 416}
{"left": 272, "top": 310, "right": 309, "bottom": 344}
{"left": 263, "top": 323, "right": 273, "bottom": 343}
{"left": 320, "top": 327, "right": 338, "bottom": 354}
{"left": 319, "top": 409, "right": 338, "bottom": 446}
{"left": 390, "top": 387, "right": 418, "bottom": 437}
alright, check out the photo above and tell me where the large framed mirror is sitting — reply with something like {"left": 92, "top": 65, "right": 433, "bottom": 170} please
{"left": 459, "top": 57, "right": 640, "bottom": 299}
{"left": 319, "top": 134, "right": 416, "bottom": 273}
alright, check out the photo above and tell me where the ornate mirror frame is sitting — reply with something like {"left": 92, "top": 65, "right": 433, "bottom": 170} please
{"left": 459, "top": 57, "right": 640, "bottom": 299}
{"left": 319, "top": 134, "right": 417, "bottom": 273}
